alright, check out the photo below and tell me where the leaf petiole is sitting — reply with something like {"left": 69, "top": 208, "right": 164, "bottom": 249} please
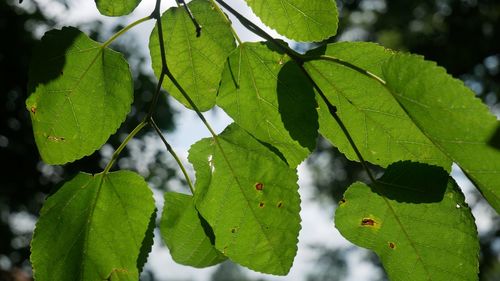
{"left": 102, "top": 16, "right": 152, "bottom": 48}
{"left": 102, "top": 121, "right": 148, "bottom": 175}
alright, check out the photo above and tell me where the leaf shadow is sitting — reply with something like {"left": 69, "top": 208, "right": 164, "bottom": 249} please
{"left": 276, "top": 61, "right": 318, "bottom": 151}
{"left": 487, "top": 122, "right": 500, "bottom": 150}
{"left": 137, "top": 208, "right": 157, "bottom": 273}
{"left": 27, "top": 27, "right": 80, "bottom": 93}
{"left": 372, "top": 161, "right": 449, "bottom": 203}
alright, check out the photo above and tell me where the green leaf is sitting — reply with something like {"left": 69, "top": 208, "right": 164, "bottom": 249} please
{"left": 383, "top": 53, "right": 500, "bottom": 213}
{"left": 31, "top": 171, "right": 155, "bottom": 281}
{"left": 94, "top": 0, "right": 141, "bottom": 16}
{"left": 304, "top": 42, "right": 451, "bottom": 170}
{"left": 188, "top": 123, "right": 300, "bottom": 275}
{"left": 149, "top": 0, "right": 236, "bottom": 111}
{"left": 217, "top": 42, "right": 318, "bottom": 167}
{"left": 160, "top": 192, "right": 227, "bottom": 267}
{"left": 244, "top": 0, "right": 338, "bottom": 42}
{"left": 26, "top": 27, "right": 133, "bottom": 165}
{"left": 335, "top": 161, "right": 479, "bottom": 281}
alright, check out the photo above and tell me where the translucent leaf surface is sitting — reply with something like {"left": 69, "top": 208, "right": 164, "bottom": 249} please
{"left": 94, "top": 0, "right": 141, "bottom": 16}
{"left": 149, "top": 0, "right": 236, "bottom": 111}
{"left": 189, "top": 123, "right": 300, "bottom": 275}
{"left": 26, "top": 27, "right": 133, "bottom": 165}
{"left": 160, "top": 192, "right": 227, "bottom": 267}
{"left": 217, "top": 42, "right": 317, "bottom": 167}
{"left": 244, "top": 0, "right": 338, "bottom": 42}
{"left": 383, "top": 54, "right": 500, "bottom": 213}
{"left": 31, "top": 171, "right": 155, "bottom": 281}
{"left": 335, "top": 162, "right": 479, "bottom": 281}
{"left": 305, "top": 42, "right": 451, "bottom": 170}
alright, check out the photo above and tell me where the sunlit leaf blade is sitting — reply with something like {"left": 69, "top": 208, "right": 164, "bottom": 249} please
{"left": 335, "top": 161, "right": 479, "bottom": 281}
{"left": 160, "top": 192, "right": 227, "bottom": 267}
{"left": 383, "top": 54, "right": 500, "bottom": 213}
{"left": 149, "top": 0, "right": 236, "bottom": 111}
{"left": 188, "top": 123, "right": 300, "bottom": 275}
{"left": 217, "top": 42, "right": 318, "bottom": 167}
{"left": 305, "top": 42, "right": 451, "bottom": 170}
{"left": 30, "top": 171, "right": 155, "bottom": 281}
{"left": 94, "top": 0, "right": 141, "bottom": 16}
{"left": 26, "top": 27, "right": 133, "bottom": 165}
{"left": 244, "top": 0, "right": 338, "bottom": 42}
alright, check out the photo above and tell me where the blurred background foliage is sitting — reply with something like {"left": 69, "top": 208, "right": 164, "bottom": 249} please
{"left": 0, "top": 0, "right": 499, "bottom": 280}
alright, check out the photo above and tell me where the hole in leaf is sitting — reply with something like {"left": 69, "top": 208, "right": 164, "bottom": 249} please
{"left": 389, "top": 242, "right": 396, "bottom": 249}
{"left": 277, "top": 201, "right": 283, "bottom": 208}
{"left": 259, "top": 202, "right": 265, "bottom": 208}
{"left": 255, "top": 182, "right": 264, "bottom": 191}
{"left": 361, "top": 218, "right": 375, "bottom": 226}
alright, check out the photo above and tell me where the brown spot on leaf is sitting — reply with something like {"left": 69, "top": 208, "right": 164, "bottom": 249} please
{"left": 259, "top": 202, "right": 265, "bottom": 208}
{"left": 30, "top": 107, "right": 36, "bottom": 114}
{"left": 339, "top": 198, "right": 346, "bottom": 205}
{"left": 277, "top": 201, "right": 283, "bottom": 208}
{"left": 231, "top": 227, "right": 237, "bottom": 233}
{"left": 361, "top": 218, "right": 375, "bottom": 226}
{"left": 47, "top": 135, "right": 65, "bottom": 142}
{"left": 255, "top": 182, "right": 263, "bottom": 191}
{"left": 389, "top": 242, "right": 396, "bottom": 249}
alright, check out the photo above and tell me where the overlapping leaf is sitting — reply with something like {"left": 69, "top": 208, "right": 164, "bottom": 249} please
{"left": 336, "top": 161, "right": 479, "bottom": 281}
{"left": 160, "top": 192, "right": 227, "bottom": 267}
{"left": 31, "top": 171, "right": 155, "bottom": 281}
{"left": 383, "top": 53, "right": 500, "bottom": 213}
{"left": 217, "top": 42, "right": 318, "bottom": 167}
{"left": 94, "top": 0, "right": 141, "bottom": 16}
{"left": 304, "top": 42, "right": 451, "bottom": 170}
{"left": 149, "top": 0, "right": 236, "bottom": 111}
{"left": 244, "top": 0, "right": 338, "bottom": 42}
{"left": 26, "top": 27, "right": 133, "bottom": 164}
{"left": 189, "top": 123, "right": 300, "bottom": 275}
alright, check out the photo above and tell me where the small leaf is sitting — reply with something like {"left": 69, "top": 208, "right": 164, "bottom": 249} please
{"left": 244, "top": 0, "right": 338, "bottom": 42}
{"left": 149, "top": 0, "right": 236, "bottom": 111}
{"left": 217, "top": 42, "right": 318, "bottom": 167}
{"left": 383, "top": 53, "right": 500, "bottom": 213}
{"left": 30, "top": 171, "right": 155, "bottom": 281}
{"left": 335, "top": 161, "right": 479, "bottom": 281}
{"left": 160, "top": 192, "right": 227, "bottom": 268}
{"left": 189, "top": 123, "right": 301, "bottom": 275}
{"left": 26, "top": 27, "right": 133, "bottom": 165}
{"left": 305, "top": 42, "right": 451, "bottom": 170}
{"left": 94, "top": 0, "right": 141, "bottom": 17}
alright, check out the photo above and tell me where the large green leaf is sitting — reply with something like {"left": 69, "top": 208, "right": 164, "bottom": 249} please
{"left": 304, "top": 42, "right": 451, "bottom": 170}
{"left": 244, "top": 0, "right": 338, "bottom": 42}
{"left": 335, "top": 161, "right": 479, "bottom": 281}
{"left": 149, "top": 0, "right": 236, "bottom": 111}
{"left": 383, "top": 54, "right": 500, "bottom": 213}
{"left": 160, "top": 192, "right": 227, "bottom": 267}
{"left": 188, "top": 123, "right": 300, "bottom": 275}
{"left": 31, "top": 171, "right": 155, "bottom": 281}
{"left": 26, "top": 27, "right": 133, "bottom": 165}
{"left": 94, "top": 0, "right": 141, "bottom": 16}
{"left": 217, "top": 42, "right": 317, "bottom": 167}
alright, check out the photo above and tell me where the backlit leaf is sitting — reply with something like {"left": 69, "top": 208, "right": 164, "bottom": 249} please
{"left": 383, "top": 53, "right": 500, "bottom": 213}
{"left": 335, "top": 161, "right": 479, "bottom": 281}
{"left": 149, "top": 0, "right": 236, "bottom": 111}
{"left": 217, "top": 42, "right": 318, "bottom": 167}
{"left": 188, "top": 123, "right": 300, "bottom": 275}
{"left": 305, "top": 42, "right": 451, "bottom": 170}
{"left": 95, "top": 0, "right": 141, "bottom": 16}
{"left": 31, "top": 171, "right": 155, "bottom": 281}
{"left": 26, "top": 27, "right": 133, "bottom": 165}
{"left": 160, "top": 192, "right": 227, "bottom": 267}
{"left": 244, "top": 0, "right": 338, "bottom": 42}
